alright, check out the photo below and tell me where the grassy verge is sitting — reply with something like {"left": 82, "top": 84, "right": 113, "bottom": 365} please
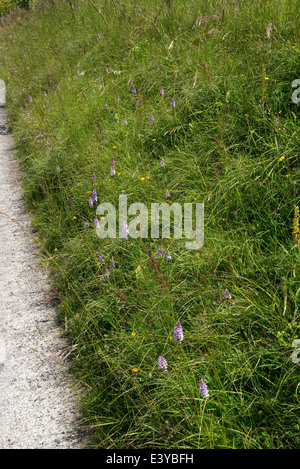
{"left": 0, "top": 0, "right": 299, "bottom": 449}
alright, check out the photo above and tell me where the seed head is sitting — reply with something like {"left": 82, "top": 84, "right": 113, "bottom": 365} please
{"left": 293, "top": 206, "right": 300, "bottom": 242}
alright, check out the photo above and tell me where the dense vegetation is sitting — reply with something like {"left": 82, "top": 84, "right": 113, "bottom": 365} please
{"left": 0, "top": 0, "right": 299, "bottom": 449}
{"left": 0, "top": 0, "right": 30, "bottom": 16}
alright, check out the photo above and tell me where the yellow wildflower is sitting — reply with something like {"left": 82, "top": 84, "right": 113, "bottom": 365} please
{"left": 279, "top": 156, "right": 285, "bottom": 161}
{"left": 131, "top": 368, "right": 138, "bottom": 373}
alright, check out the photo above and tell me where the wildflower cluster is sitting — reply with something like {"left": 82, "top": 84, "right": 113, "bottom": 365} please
{"left": 81, "top": 81, "right": 214, "bottom": 398}
{"left": 98, "top": 253, "right": 115, "bottom": 284}
{"left": 156, "top": 320, "right": 209, "bottom": 397}
{"left": 157, "top": 249, "right": 172, "bottom": 260}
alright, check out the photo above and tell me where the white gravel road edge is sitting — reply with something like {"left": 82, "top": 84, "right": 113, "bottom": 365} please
{"left": 0, "top": 105, "right": 86, "bottom": 449}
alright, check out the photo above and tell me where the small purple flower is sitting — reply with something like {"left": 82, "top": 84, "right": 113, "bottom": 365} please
{"left": 150, "top": 114, "right": 155, "bottom": 121}
{"left": 173, "top": 320, "right": 183, "bottom": 342}
{"left": 84, "top": 221, "right": 89, "bottom": 227}
{"left": 109, "top": 260, "right": 115, "bottom": 270}
{"left": 157, "top": 249, "right": 163, "bottom": 258}
{"left": 76, "top": 71, "right": 79, "bottom": 76}
{"left": 38, "top": 131, "right": 43, "bottom": 137}
{"left": 199, "top": 379, "right": 209, "bottom": 398}
{"left": 171, "top": 98, "right": 175, "bottom": 108}
{"left": 92, "top": 189, "right": 97, "bottom": 202}
{"left": 99, "top": 254, "right": 105, "bottom": 263}
{"left": 123, "top": 118, "right": 127, "bottom": 125}
{"left": 44, "top": 92, "right": 47, "bottom": 97}
{"left": 92, "top": 172, "right": 96, "bottom": 182}
{"left": 160, "top": 159, "right": 165, "bottom": 167}
{"left": 56, "top": 166, "right": 60, "bottom": 171}
{"left": 105, "top": 269, "right": 110, "bottom": 278}
{"left": 88, "top": 197, "right": 93, "bottom": 208}
{"left": 100, "top": 277, "right": 105, "bottom": 284}
{"left": 100, "top": 76, "right": 103, "bottom": 81}
{"left": 132, "top": 85, "right": 136, "bottom": 94}
{"left": 122, "top": 221, "right": 129, "bottom": 240}
{"left": 110, "top": 157, "right": 115, "bottom": 176}
{"left": 94, "top": 217, "right": 100, "bottom": 228}
{"left": 224, "top": 289, "right": 232, "bottom": 299}
{"left": 116, "top": 96, "right": 120, "bottom": 102}
{"left": 165, "top": 190, "right": 170, "bottom": 198}
{"left": 29, "top": 95, "right": 32, "bottom": 103}
{"left": 104, "top": 102, "right": 108, "bottom": 108}
{"left": 160, "top": 86, "right": 164, "bottom": 96}
{"left": 158, "top": 356, "right": 168, "bottom": 371}
{"left": 165, "top": 252, "right": 171, "bottom": 260}
{"left": 75, "top": 153, "right": 78, "bottom": 158}
{"left": 94, "top": 68, "right": 97, "bottom": 72}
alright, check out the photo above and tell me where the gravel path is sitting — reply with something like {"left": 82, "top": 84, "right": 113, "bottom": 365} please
{"left": 0, "top": 105, "right": 84, "bottom": 449}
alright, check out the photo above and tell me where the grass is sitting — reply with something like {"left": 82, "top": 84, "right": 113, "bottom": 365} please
{"left": 0, "top": 0, "right": 299, "bottom": 449}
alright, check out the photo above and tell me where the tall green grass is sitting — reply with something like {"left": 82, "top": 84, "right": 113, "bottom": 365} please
{"left": 0, "top": 0, "right": 299, "bottom": 448}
